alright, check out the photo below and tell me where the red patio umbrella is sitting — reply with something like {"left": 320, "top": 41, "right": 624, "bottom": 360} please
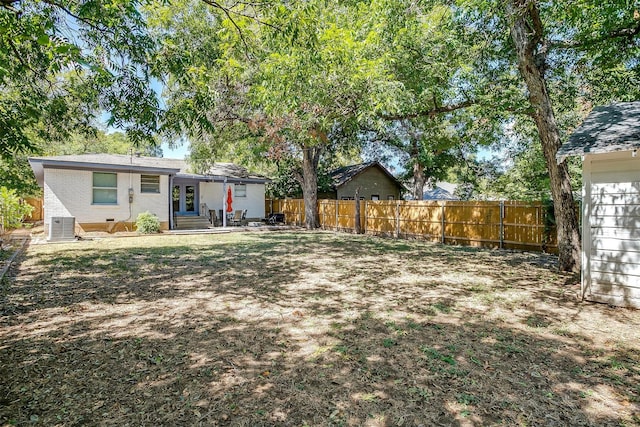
{"left": 226, "top": 186, "right": 233, "bottom": 213}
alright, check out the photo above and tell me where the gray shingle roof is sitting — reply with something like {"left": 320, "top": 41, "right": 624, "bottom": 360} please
{"left": 329, "top": 161, "right": 404, "bottom": 190}
{"left": 28, "top": 153, "right": 269, "bottom": 186}
{"left": 557, "top": 101, "right": 640, "bottom": 161}
{"left": 423, "top": 182, "right": 459, "bottom": 200}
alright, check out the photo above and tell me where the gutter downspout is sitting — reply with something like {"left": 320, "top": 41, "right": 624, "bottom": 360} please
{"left": 169, "top": 174, "right": 174, "bottom": 230}
{"left": 223, "top": 177, "right": 227, "bottom": 227}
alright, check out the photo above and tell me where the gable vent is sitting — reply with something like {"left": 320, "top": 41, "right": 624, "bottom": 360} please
{"left": 48, "top": 217, "right": 76, "bottom": 241}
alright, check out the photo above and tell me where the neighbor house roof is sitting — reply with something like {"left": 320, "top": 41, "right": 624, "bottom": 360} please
{"left": 423, "top": 182, "right": 459, "bottom": 200}
{"left": 329, "top": 161, "right": 404, "bottom": 190}
{"left": 28, "top": 153, "right": 269, "bottom": 187}
{"left": 557, "top": 101, "right": 640, "bottom": 162}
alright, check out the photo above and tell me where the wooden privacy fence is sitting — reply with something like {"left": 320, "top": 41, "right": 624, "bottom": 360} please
{"left": 266, "top": 199, "right": 558, "bottom": 253}
{"left": 23, "top": 197, "right": 44, "bottom": 222}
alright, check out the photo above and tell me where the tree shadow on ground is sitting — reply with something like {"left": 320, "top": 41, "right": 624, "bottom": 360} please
{"left": 0, "top": 231, "right": 638, "bottom": 426}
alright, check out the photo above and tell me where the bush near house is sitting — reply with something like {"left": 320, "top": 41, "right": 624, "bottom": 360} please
{"left": 0, "top": 187, "right": 34, "bottom": 239}
{"left": 135, "top": 211, "right": 160, "bottom": 234}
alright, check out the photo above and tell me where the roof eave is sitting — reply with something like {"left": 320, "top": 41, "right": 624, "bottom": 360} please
{"left": 176, "top": 173, "right": 270, "bottom": 184}
{"left": 29, "top": 158, "right": 182, "bottom": 174}
{"left": 557, "top": 139, "right": 640, "bottom": 163}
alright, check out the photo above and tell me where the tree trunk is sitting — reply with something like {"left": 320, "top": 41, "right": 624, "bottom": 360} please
{"left": 412, "top": 161, "right": 425, "bottom": 200}
{"left": 508, "top": 0, "right": 581, "bottom": 272}
{"left": 301, "top": 145, "right": 321, "bottom": 229}
{"left": 354, "top": 186, "right": 362, "bottom": 234}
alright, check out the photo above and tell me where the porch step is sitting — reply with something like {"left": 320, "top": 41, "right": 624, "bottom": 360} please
{"left": 174, "top": 215, "right": 211, "bottom": 230}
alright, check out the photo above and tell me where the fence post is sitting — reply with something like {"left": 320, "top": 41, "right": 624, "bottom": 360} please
{"left": 298, "top": 199, "right": 302, "bottom": 226}
{"left": 363, "top": 200, "right": 367, "bottom": 234}
{"left": 499, "top": 200, "right": 504, "bottom": 249}
{"left": 441, "top": 202, "right": 446, "bottom": 244}
{"left": 335, "top": 200, "right": 339, "bottom": 231}
{"left": 395, "top": 201, "right": 400, "bottom": 238}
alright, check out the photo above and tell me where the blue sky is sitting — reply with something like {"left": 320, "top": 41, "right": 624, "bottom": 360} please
{"left": 162, "top": 141, "right": 190, "bottom": 159}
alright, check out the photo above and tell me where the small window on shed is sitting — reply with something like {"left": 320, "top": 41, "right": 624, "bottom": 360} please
{"left": 371, "top": 195, "right": 380, "bottom": 201}
{"left": 141, "top": 175, "right": 160, "bottom": 193}
{"left": 235, "top": 184, "right": 247, "bottom": 197}
{"left": 387, "top": 195, "right": 395, "bottom": 200}
{"left": 341, "top": 196, "right": 354, "bottom": 200}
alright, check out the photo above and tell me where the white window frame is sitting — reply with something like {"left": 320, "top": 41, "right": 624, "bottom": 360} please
{"left": 140, "top": 174, "right": 160, "bottom": 194}
{"left": 235, "top": 183, "right": 247, "bottom": 198}
{"left": 93, "top": 172, "right": 118, "bottom": 205}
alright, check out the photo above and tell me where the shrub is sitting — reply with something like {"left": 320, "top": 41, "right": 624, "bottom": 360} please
{"left": 135, "top": 211, "right": 160, "bottom": 234}
{"left": 0, "top": 187, "right": 34, "bottom": 234}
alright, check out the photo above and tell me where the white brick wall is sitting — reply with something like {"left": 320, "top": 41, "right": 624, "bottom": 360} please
{"left": 43, "top": 168, "right": 169, "bottom": 227}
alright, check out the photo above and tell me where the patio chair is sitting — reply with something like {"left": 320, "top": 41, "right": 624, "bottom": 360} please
{"left": 209, "top": 209, "right": 220, "bottom": 226}
{"left": 267, "top": 213, "right": 284, "bottom": 225}
{"left": 230, "top": 209, "right": 244, "bottom": 226}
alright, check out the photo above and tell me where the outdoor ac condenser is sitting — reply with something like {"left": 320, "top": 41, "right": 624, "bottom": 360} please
{"left": 48, "top": 217, "right": 76, "bottom": 241}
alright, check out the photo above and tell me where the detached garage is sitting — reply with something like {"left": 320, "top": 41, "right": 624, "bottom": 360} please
{"left": 558, "top": 101, "right": 640, "bottom": 308}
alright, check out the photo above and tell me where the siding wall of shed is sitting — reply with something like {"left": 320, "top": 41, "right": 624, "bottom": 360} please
{"left": 336, "top": 168, "right": 401, "bottom": 200}
{"left": 583, "top": 150, "right": 640, "bottom": 308}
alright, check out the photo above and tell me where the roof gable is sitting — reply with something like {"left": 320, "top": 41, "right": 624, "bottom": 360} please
{"left": 329, "top": 161, "right": 404, "bottom": 190}
{"left": 558, "top": 101, "right": 640, "bottom": 161}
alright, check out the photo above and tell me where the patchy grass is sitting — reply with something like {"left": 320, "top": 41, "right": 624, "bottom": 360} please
{"left": 1, "top": 231, "right": 639, "bottom": 426}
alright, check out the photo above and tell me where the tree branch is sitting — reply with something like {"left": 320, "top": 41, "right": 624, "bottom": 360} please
{"left": 549, "top": 21, "right": 640, "bottom": 50}
{"left": 380, "top": 100, "right": 475, "bottom": 121}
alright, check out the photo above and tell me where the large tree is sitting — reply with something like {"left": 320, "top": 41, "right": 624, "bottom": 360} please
{"left": 151, "top": 0, "right": 390, "bottom": 228}
{"left": 456, "top": 0, "right": 640, "bottom": 271}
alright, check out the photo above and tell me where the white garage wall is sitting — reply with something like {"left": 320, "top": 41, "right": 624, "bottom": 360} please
{"left": 583, "top": 150, "right": 640, "bottom": 308}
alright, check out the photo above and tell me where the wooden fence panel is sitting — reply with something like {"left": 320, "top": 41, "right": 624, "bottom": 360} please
{"left": 318, "top": 200, "right": 338, "bottom": 230}
{"left": 337, "top": 201, "right": 356, "bottom": 230}
{"left": 503, "top": 201, "right": 557, "bottom": 253}
{"left": 267, "top": 198, "right": 562, "bottom": 254}
{"left": 279, "top": 199, "right": 303, "bottom": 225}
{"left": 398, "top": 201, "right": 442, "bottom": 241}
{"left": 443, "top": 201, "right": 501, "bottom": 247}
{"left": 24, "top": 197, "right": 43, "bottom": 222}
{"left": 365, "top": 201, "right": 397, "bottom": 235}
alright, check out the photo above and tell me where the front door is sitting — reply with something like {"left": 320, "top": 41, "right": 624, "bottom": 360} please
{"left": 172, "top": 183, "right": 198, "bottom": 215}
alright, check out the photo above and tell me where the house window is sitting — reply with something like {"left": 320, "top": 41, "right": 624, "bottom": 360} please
{"left": 371, "top": 195, "right": 380, "bottom": 201}
{"left": 93, "top": 172, "right": 117, "bottom": 204}
{"left": 235, "top": 184, "right": 247, "bottom": 198}
{"left": 141, "top": 175, "right": 160, "bottom": 193}
{"left": 387, "top": 195, "right": 395, "bottom": 200}
{"left": 341, "top": 196, "right": 354, "bottom": 200}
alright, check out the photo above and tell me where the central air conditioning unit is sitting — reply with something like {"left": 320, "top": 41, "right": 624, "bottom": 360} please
{"left": 48, "top": 217, "right": 76, "bottom": 241}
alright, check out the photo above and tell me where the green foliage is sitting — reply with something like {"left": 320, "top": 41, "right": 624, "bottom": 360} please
{"left": 489, "top": 141, "right": 581, "bottom": 201}
{"left": 265, "top": 155, "right": 337, "bottom": 198}
{"left": 0, "top": 155, "right": 40, "bottom": 197}
{"left": 0, "top": 187, "right": 33, "bottom": 232}
{"left": 135, "top": 211, "right": 160, "bottom": 234}
{"left": 1, "top": 0, "right": 161, "bottom": 157}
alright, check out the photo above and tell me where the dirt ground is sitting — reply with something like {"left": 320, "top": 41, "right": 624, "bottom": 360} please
{"left": 1, "top": 231, "right": 639, "bottom": 426}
